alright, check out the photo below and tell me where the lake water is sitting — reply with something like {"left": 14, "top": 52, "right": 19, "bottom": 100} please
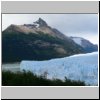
{"left": 2, "top": 63, "right": 20, "bottom": 72}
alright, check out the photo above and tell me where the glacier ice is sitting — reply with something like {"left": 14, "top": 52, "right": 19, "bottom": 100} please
{"left": 20, "top": 52, "right": 98, "bottom": 86}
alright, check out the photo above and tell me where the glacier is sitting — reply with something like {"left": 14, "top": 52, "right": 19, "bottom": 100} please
{"left": 20, "top": 52, "right": 98, "bottom": 86}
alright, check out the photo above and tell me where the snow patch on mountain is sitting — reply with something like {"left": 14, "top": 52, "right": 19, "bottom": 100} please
{"left": 20, "top": 52, "right": 98, "bottom": 86}
{"left": 71, "top": 37, "right": 82, "bottom": 46}
{"left": 70, "top": 36, "right": 98, "bottom": 53}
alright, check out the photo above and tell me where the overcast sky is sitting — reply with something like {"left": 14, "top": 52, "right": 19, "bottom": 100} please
{"left": 2, "top": 14, "right": 98, "bottom": 44}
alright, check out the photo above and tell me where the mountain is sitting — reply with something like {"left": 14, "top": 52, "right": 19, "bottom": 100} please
{"left": 20, "top": 52, "right": 98, "bottom": 86}
{"left": 2, "top": 18, "right": 84, "bottom": 63}
{"left": 70, "top": 37, "right": 98, "bottom": 53}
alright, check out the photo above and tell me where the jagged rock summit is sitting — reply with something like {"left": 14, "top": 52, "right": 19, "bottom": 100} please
{"left": 23, "top": 18, "right": 48, "bottom": 29}
{"left": 4, "top": 18, "right": 70, "bottom": 40}
{"left": 34, "top": 18, "right": 48, "bottom": 27}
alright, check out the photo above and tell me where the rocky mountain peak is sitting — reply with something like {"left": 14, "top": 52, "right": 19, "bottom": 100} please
{"left": 34, "top": 18, "right": 48, "bottom": 27}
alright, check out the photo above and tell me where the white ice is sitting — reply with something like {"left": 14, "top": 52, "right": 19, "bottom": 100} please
{"left": 20, "top": 52, "right": 98, "bottom": 86}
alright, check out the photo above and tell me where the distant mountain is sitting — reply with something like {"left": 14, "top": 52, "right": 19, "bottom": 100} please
{"left": 70, "top": 37, "right": 98, "bottom": 53}
{"left": 2, "top": 18, "right": 84, "bottom": 63}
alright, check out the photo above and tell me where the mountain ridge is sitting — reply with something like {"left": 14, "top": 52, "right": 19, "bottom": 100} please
{"left": 4, "top": 18, "right": 68, "bottom": 40}
{"left": 2, "top": 18, "right": 87, "bottom": 63}
{"left": 70, "top": 36, "right": 98, "bottom": 53}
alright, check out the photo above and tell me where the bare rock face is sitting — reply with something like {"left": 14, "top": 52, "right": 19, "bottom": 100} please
{"left": 5, "top": 24, "right": 37, "bottom": 34}
{"left": 34, "top": 18, "right": 48, "bottom": 27}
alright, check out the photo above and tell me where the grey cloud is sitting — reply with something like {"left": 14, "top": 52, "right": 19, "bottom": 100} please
{"left": 45, "top": 14, "right": 98, "bottom": 34}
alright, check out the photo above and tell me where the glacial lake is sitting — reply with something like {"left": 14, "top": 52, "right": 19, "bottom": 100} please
{"left": 2, "top": 63, "right": 20, "bottom": 72}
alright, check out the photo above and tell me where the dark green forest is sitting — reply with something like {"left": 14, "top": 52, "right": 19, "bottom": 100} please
{"left": 2, "top": 31, "right": 83, "bottom": 63}
{"left": 2, "top": 71, "right": 85, "bottom": 86}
